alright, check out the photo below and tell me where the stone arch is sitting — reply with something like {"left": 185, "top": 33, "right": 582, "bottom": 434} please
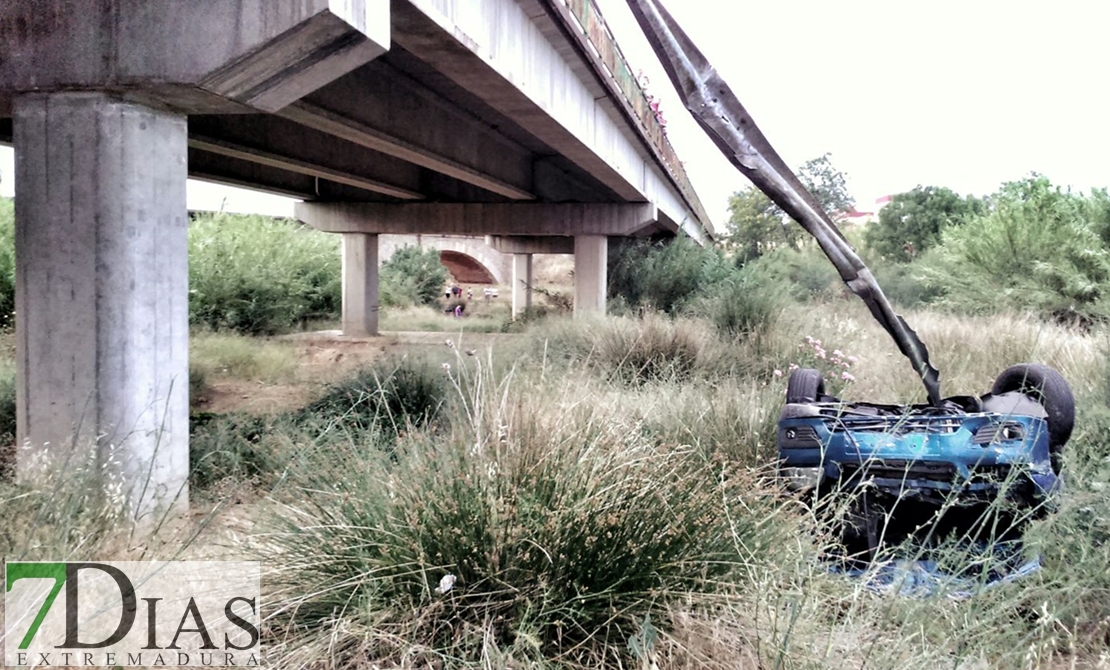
{"left": 379, "top": 234, "right": 510, "bottom": 285}
{"left": 440, "top": 250, "right": 496, "bottom": 284}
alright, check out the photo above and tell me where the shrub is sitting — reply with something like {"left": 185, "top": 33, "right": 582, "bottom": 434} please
{"left": 297, "top": 355, "right": 448, "bottom": 434}
{"left": 690, "top": 265, "right": 787, "bottom": 337}
{"left": 379, "top": 245, "right": 449, "bottom": 308}
{"left": 188, "top": 412, "right": 284, "bottom": 491}
{"left": 608, "top": 236, "right": 733, "bottom": 314}
{"left": 261, "top": 366, "right": 785, "bottom": 667}
{"left": 921, "top": 177, "right": 1110, "bottom": 324}
{"left": 869, "top": 258, "right": 943, "bottom": 308}
{"left": 743, "top": 244, "right": 844, "bottom": 303}
{"left": 189, "top": 213, "right": 340, "bottom": 335}
{"left": 539, "top": 313, "right": 723, "bottom": 384}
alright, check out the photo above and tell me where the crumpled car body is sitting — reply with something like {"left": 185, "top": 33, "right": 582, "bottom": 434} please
{"left": 777, "top": 392, "right": 1060, "bottom": 506}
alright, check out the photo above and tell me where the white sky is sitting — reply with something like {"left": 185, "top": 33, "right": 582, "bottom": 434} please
{"left": 2, "top": 0, "right": 1107, "bottom": 227}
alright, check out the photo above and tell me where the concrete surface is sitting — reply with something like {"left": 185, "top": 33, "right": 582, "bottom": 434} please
{"left": 573, "top": 235, "right": 608, "bottom": 316}
{"left": 342, "top": 233, "right": 381, "bottom": 336}
{"left": 512, "top": 254, "right": 534, "bottom": 318}
{"left": 14, "top": 93, "right": 189, "bottom": 517}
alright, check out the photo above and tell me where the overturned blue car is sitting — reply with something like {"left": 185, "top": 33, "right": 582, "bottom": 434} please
{"left": 777, "top": 363, "right": 1074, "bottom": 508}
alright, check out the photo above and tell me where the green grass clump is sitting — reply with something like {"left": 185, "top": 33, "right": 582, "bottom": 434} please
{"left": 297, "top": 355, "right": 448, "bottom": 435}
{"left": 188, "top": 213, "right": 340, "bottom": 335}
{"left": 261, "top": 364, "right": 790, "bottom": 668}
{"left": 188, "top": 412, "right": 286, "bottom": 491}
{"left": 538, "top": 313, "right": 724, "bottom": 384}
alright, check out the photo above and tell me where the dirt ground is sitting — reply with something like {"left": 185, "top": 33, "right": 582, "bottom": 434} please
{"left": 193, "top": 330, "right": 514, "bottom": 415}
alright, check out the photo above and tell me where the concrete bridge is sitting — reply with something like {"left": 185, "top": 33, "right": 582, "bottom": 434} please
{"left": 379, "top": 234, "right": 511, "bottom": 285}
{"left": 0, "top": 0, "right": 714, "bottom": 514}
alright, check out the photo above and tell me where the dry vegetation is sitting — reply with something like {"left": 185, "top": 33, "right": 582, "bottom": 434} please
{"left": 5, "top": 299, "right": 1110, "bottom": 669}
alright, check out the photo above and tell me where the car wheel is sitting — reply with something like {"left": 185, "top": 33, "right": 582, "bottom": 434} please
{"left": 991, "top": 363, "right": 1075, "bottom": 472}
{"left": 787, "top": 368, "right": 825, "bottom": 404}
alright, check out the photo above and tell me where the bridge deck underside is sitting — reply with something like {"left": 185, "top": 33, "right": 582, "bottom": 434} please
{"left": 0, "top": 1, "right": 704, "bottom": 241}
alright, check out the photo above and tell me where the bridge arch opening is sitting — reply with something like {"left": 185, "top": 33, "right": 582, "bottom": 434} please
{"left": 440, "top": 250, "right": 497, "bottom": 285}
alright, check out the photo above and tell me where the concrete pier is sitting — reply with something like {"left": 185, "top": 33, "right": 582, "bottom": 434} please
{"left": 512, "top": 254, "right": 534, "bottom": 319}
{"left": 14, "top": 93, "right": 189, "bottom": 517}
{"left": 342, "top": 232, "right": 380, "bottom": 336}
{"left": 574, "top": 235, "right": 608, "bottom": 316}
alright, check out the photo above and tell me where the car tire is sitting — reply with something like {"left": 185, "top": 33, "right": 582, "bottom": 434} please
{"left": 787, "top": 368, "right": 825, "bottom": 404}
{"left": 991, "top": 364, "right": 1075, "bottom": 472}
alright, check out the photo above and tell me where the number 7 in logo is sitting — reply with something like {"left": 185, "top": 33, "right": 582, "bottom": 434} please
{"left": 6, "top": 562, "right": 68, "bottom": 649}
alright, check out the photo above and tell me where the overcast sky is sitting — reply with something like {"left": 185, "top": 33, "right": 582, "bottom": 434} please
{"left": 2, "top": 0, "right": 1107, "bottom": 228}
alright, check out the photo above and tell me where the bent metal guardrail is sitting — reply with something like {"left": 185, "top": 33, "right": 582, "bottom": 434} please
{"left": 624, "top": 0, "right": 942, "bottom": 406}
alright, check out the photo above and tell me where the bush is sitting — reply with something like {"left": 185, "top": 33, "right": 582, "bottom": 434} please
{"left": 870, "top": 258, "right": 944, "bottom": 309}
{"left": 540, "top": 313, "right": 724, "bottom": 384}
{"left": 608, "top": 236, "right": 733, "bottom": 314}
{"left": 188, "top": 412, "right": 284, "bottom": 491}
{"left": 690, "top": 265, "right": 787, "bottom": 337}
{"left": 0, "top": 361, "right": 14, "bottom": 480}
{"left": 742, "top": 244, "right": 843, "bottom": 303}
{"left": 297, "top": 355, "right": 448, "bottom": 434}
{"left": 189, "top": 213, "right": 340, "bottom": 335}
{"left": 921, "top": 177, "right": 1110, "bottom": 324}
{"left": 261, "top": 365, "right": 785, "bottom": 667}
{"left": 379, "top": 245, "right": 449, "bottom": 308}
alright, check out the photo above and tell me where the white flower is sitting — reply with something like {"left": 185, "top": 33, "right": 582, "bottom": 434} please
{"left": 435, "top": 574, "right": 457, "bottom": 594}
{"left": 441, "top": 363, "right": 451, "bottom": 372}
{"left": 444, "top": 339, "right": 455, "bottom": 348}
{"left": 773, "top": 369, "right": 783, "bottom": 377}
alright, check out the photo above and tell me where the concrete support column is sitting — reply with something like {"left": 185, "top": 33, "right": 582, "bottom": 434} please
{"left": 342, "top": 232, "right": 380, "bottom": 336}
{"left": 511, "top": 253, "right": 533, "bottom": 319}
{"left": 574, "top": 235, "right": 608, "bottom": 316}
{"left": 14, "top": 93, "right": 189, "bottom": 518}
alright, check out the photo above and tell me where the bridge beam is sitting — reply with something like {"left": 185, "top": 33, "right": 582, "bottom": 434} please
{"left": 486, "top": 235, "right": 575, "bottom": 255}
{"left": 296, "top": 202, "right": 659, "bottom": 237}
{"left": 574, "top": 236, "right": 608, "bottom": 316}
{"left": 13, "top": 93, "right": 189, "bottom": 517}
{"left": 342, "top": 233, "right": 380, "bottom": 337}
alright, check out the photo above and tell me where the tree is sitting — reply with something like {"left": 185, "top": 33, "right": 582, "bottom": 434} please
{"left": 379, "top": 245, "right": 448, "bottom": 307}
{"left": 921, "top": 175, "right": 1110, "bottom": 323}
{"left": 724, "top": 187, "right": 800, "bottom": 263}
{"left": 798, "top": 153, "right": 855, "bottom": 216}
{"left": 865, "top": 185, "right": 982, "bottom": 262}
{"left": 724, "top": 153, "right": 853, "bottom": 263}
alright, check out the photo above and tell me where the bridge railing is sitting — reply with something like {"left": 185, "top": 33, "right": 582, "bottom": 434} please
{"left": 551, "top": 0, "right": 712, "bottom": 232}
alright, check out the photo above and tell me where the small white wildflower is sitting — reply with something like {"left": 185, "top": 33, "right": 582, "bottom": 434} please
{"left": 442, "top": 362, "right": 451, "bottom": 372}
{"left": 435, "top": 574, "right": 457, "bottom": 594}
{"left": 773, "top": 369, "right": 783, "bottom": 377}
{"left": 841, "top": 371, "right": 855, "bottom": 382}
{"left": 848, "top": 355, "right": 859, "bottom": 363}
{"left": 444, "top": 339, "right": 455, "bottom": 348}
